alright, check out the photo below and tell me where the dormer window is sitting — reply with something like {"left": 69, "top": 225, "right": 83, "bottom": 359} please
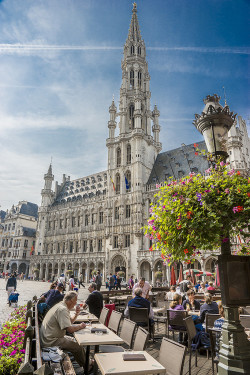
{"left": 130, "top": 45, "right": 135, "bottom": 55}
{"left": 116, "top": 147, "right": 121, "bottom": 167}
{"left": 130, "top": 70, "right": 134, "bottom": 88}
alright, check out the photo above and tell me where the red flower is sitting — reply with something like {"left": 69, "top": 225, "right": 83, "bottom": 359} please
{"left": 237, "top": 206, "right": 244, "bottom": 212}
{"left": 195, "top": 152, "right": 198, "bottom": 156}
{"left": 237, "top": 171, "right": 241, "bottom": 176}
{"left": 247, "top": 192, "right": 250, "bottom": 197}
{"left": 194, "top": 143, "right": 198, "bottom": 148}
{"left": 156, "top": 233, "right": 161, "bottom": 241}
{"left": 177, "top": 225, "right": 182, "bottom": 229}
{"left": 238, "top": 189, "right": 241, "bottom": 193}
{"left": 187, "top": 211, "right": 192, "bottom": 219}
{"left": 184, "top": 249, "right": 189, "bottom": 254}
{"left": 149, "top": 247, "right": 153, "bottom": 251}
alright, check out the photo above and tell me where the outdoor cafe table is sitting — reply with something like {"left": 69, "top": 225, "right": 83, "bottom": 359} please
{"left": 74, "top": 323, "right": 124, "bottom": 375}
{"left": 109, "top": 296, "right": 129, "bottom": 302}
{"left": 94, "top": 351, "right": 165, "bottom": 375}
{"left": 70, "top": 311, "right": 99, "bottom": 323}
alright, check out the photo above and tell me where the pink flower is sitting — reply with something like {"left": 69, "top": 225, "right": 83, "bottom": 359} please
{"left": 225, "top": 188, "right": 230, "bottom": 194}
{"left": 233, "top": 207, "right": 238, "bottom": 213}
{"left": 10, "top": 350, "right": 17, "bottom": 356}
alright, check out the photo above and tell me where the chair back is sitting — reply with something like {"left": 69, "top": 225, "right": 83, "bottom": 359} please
{"left": 183, "top": 316, "right": 197, "bottom": 341}
{"left": 158, "top": 338, "right": 186, "bottom": 375}
{"left": 167, "top": 309, "right": 187, "bottom": 328}
{"left": 240, "top": 315, "right": 250, "bottom": 329}
{"left": 119, "top": 318, "right": 136, "bottom": 348}
{"left": 108, "top": 310, "right": 122, "bottom": 333}
{"left": 157, "top": 300, "right": 170, "bottom": 310}
{"left": 128, "top": 307, "right": 149, "bottom": 329}
{"left": 133, "top": 326, "right": 149, "bottom": 351}
{"left": 243, "top": 306, "right": 250, "bottom": 315}
{"left": 126, "top": 295, "right": 133, "bottom": 304}
{"left": 99, "top": 307, "right": 109, "bottom": 325}
{"left": 205, "top": 313, "right": 221, "bottom": 332}
{"left": 148, "top": 294, "right": 154, "bottom": 304}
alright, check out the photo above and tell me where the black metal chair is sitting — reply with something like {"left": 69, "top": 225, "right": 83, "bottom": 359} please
{"left": 128, "top": 307, "right": 154, "bottom": 339}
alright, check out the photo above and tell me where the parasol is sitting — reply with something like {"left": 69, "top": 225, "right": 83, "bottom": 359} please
{"left": 170, "top": 265, "right": 176, "bottom": 286}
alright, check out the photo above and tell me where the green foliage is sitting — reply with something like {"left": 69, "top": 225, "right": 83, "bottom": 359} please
{"left": 0, "top": 306, "right": 27, "bottom": 375}
{"left": 144, "top": 155, "right": 250, "bottom": 264}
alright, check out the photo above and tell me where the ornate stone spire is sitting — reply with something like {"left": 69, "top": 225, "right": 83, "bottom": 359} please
{"left": 127, "top": 3, "right": 141, "bottom": 43}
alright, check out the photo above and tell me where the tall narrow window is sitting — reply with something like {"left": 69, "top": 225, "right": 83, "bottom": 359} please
{"left": 99, "top": 211, "right": 103, "bottom": 224}
{"left": 138, "top": 46, "right": 141, "bottom": 55}
{"left": 138, "top": 71, "right": 142, "bottom": 88}
{"left": 98, "top": 239, "right": 102, "bottom": 252}
{"left": 129, "top": 105, "right": 135, "bottom": 129}
{"left": 72, "top": 217, "right": 76, "bottom": 227}
{"left": 113, "top": 235, "right": 118, "bottom": 249}
{"left": 130, "top": 45, "right": 135, "bottom": 55}
{"left": 69, "top": 242, "right": 73, "bottom": 253}
{"left": 57, "top": 243, "right": 60, "bottom": 253}
{"left": 116, "top": 147, "right": 121, "bottom": 167}
{"left": 89, "top": 240, "right": 93, "bottom": 252}
{"left": 125, "top": 234, "right": 130, "bottom": 247}
{"left": 130, "top": 70, "right": 134, "bottom": 88}
{"left": 126, "top": 204, "right": 131, "bottom": 218}
{"left": 85, "top": 214, "right": 89, "bottom": 226}
{"left": 115, "top": 173, "right": 120, "bottom": 195}
{"left": 127, "top": 144, "right": 131, "bottom": 165}
{"left": 115, "top": 206, "right": 119, "bottom": 220}
{"left": 125, "top": 170, "right": 131, "bottom": 192}
{"left": 91, "top": 213, "right": 95, "bottom": 225}
{"left": 83, "top": 240, "right": 87, "bottom": 252}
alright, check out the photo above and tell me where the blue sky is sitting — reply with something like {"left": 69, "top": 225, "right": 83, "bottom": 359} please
{"left": 0, "top": 0, "right": 249, "bottom": 211}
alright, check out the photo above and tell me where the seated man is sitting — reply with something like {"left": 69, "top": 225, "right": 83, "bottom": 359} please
{"left": 124, "top": 287, "right": 154, "bottom": 326}
{"left": 199, "top": 293, "right": 219, "bottom": 323}
{"left": 132, "top": 278, "right": 152, "bottom": 299}
{"left": 40, "top": 291, "right": 86, "bottom": 368}
{"left": 45, "top": 283, "right": 64, "bottom": 309}
{"left": 83, "top": 282, "right": 103, "bottom": 318}
{"left": 182, "top": 290, "right": 200, "bottom": 311}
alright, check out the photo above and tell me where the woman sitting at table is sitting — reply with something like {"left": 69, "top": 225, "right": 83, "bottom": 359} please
{"left": 182, "top": 290, "right": 200, "bottom": 311}
{"left": 200, "top": 293, "right": 219, "bottom": 324}
{"left": 213, "top": 303, "right": 224, "bottom": 358}
{"left": 169, "top": 293, "right": 187, "bottom": 344}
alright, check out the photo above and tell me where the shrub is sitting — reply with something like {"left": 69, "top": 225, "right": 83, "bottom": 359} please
{"left": 0, "top": 306, "right": 27, "bottom": 375}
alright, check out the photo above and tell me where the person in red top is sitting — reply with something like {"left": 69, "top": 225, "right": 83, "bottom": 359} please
{"left": 207, "top": 281, "right": 216, "bottom": 294}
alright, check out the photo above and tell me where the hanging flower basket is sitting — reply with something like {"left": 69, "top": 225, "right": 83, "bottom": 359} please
{"left": 91, "top": 269, "right": 97, "bottom": 276}
{"left": 155, "top": 271, "right": 163, "bottom": 279}
{"left": 117, "top": 271, "right": 125, "bottom": 278}
{"left": 66, "top": 269, "right": 73, "bottom": 274}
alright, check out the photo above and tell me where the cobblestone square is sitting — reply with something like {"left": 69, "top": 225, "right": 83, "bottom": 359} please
{"left": 0, "top": 278, "right": 89, "bottom": 328}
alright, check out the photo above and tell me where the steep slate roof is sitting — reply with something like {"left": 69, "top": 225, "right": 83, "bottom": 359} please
{"left": 19, "top": 202, "right": 38, "bottom": 219}
{"left": 147, "top": 141, "right": 209, "bottom": 184}
{"left": 22, "top": 227, "right": 36, "bottom": 237}
{"left": 54, "top": 170, "right": 108, "bottom": 204}
{"left": 0, "top": 210, "right": 6, "bottom": 222}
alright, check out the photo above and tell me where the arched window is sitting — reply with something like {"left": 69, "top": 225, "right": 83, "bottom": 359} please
{"left": 115, "top": 173, "right": 120, "bottom": 195}
{"left": 138, "top": 71, "right": 142, "bottom": 88}
{"left": 125, "top": 170, "right": 131, "bottom": 192}
{"left": 130, "top": 45, "right": 135, "bottom": 55}
{"left": 116, "top": 147, "right": 121, "bottom": 167}
{"left": 130, "top": 70, "right": 134, "bottom": 88}
{"left": 129, "top": 104, "right": 135, "bottom": 129}
{"left": 127, "top": 144, "right": 131, "bottom": 165}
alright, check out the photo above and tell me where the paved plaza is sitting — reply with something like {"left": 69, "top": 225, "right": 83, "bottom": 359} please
{"left": 0, "top": 278, "right": 90, "bottom": 328}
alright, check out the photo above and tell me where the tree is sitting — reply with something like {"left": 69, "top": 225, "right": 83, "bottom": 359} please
{"left": 144, "top": 149, "right": 250, "bottom": 264}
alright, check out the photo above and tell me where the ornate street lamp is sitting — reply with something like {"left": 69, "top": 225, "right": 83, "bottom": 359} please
{"left": 193, "top": 95, "right": 250, "bottom": 375}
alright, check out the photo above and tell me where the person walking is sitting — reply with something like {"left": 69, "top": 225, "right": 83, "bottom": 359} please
{"left": 109, "top": 273, "right": 115, "bottom": 291}
{"left": 95, "top": 271, "right": 102, "bottom": 291}
{"left": 68, "top": 275, "right": 75, "bottom": 291}
{"left": 78, "top": 273, "right": 85, "bottom": 289}
{"left": 116, "top": 274, "right": 121, "bottom": 290}
{"left": 20, "top": 272, "right": 24, "bottom": 282}
{"left": 6, "top": 273, "right": 17, "bottom": 304}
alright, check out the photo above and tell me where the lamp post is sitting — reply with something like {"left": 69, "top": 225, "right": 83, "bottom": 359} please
{"left": 193, "top": 95, "right": 250, "bottom": 374}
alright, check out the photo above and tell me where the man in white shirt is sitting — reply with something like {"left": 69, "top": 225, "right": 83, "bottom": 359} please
{"left": 132, "top": 278, "right": 151, "bottom": 299}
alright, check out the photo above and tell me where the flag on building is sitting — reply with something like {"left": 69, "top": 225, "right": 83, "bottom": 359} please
{"left": 125, "top": 175, "right": 130, "bottom": 190}
{"left": 110, "top": 176, "right": 116, "bottom": 192}
{"left": 30, "top": 246, "right": 34, "bottom": 256}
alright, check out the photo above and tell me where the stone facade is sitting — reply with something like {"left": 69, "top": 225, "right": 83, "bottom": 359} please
{"left": 30, "top": 4, "right": 250, "bottom": 284}
{"left": 0, "top": 201, "right": 38, "bottom": 276}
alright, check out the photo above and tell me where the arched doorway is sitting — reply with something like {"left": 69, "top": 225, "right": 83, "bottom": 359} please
{"left": 154, "top": 260, "right": 163, "bottom": 285}
{"left": 205, "top": 257, "right": 217, "bottom": 280}
{"left": 111, "top": 255, "right": 126, "bottom": 278}
{"left": 42, "top": 264, "right": 46, "bottom": 280}
{"left": 140, "top": 261, "right": 151, "bottom": 281}
{"left": 18, "top": 263, "right": 27, "bottom": 274}
{"left": 97, "top": 262, "right": 104, "bottom": 277}
{"left": 11, "top": 263, "right": 17, "bottom": 273}
{"left": 74, "top": 263, "right": 79, "bottom": 278}
{"left": 60, "top": 263, "right": 65, "bottom": 275}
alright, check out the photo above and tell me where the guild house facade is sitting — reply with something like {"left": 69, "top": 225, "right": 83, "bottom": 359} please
{"left": 30, "top": 4, "right": 250, "bottom": 284}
